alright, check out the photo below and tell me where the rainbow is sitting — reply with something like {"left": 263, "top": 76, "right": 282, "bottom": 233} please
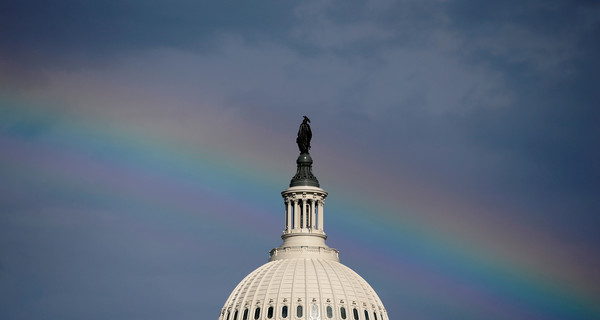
{"left": 1, "top": 88, "right": 598, "bottom": 320}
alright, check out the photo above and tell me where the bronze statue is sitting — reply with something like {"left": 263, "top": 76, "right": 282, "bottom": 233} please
{"left": 296, "top": 116, "right": 312, "bottom": 154}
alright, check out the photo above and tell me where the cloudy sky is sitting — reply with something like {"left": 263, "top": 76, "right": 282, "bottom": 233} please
{"left": 1, "top": 0, "right": 599, "bottom": 319}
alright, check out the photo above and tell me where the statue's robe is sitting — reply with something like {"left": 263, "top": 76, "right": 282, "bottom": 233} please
{"left": 296, "top": 122, "right": 312, "bottom": 153}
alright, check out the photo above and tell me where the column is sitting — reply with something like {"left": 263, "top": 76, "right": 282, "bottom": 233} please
{"left": 286, "top": 198, "right": 292, "bottom": 231}
{"left": 310, "top": 199, "right": 316, "bottom": 230}
{"left": 302, "top": 198, "right": 307, "bottom": 229}
{"left": 318, "top": 200, "right": 324, "bottom": 231}
{"left": 294, "top": 199, "right": 300, "bottom": 230}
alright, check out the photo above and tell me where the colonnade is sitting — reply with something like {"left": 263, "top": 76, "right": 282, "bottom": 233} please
{"left": 284, "top": 193, "right": 325, "bottom": 233}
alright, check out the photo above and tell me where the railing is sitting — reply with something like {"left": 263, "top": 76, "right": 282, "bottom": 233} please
{"left": 269, "top": 246, "right": 339, "bottom": 258}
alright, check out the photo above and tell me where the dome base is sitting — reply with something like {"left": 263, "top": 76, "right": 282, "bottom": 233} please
{"left": 269, "top": 245, "right": 339, "bottom": 261}
{"left": 271, "top": 232, "right": 337, "bottom": 261}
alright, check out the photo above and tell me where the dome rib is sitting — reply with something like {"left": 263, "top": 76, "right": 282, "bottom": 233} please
{"left": 258, "top": 260, "right": 280, "bottom": 312}
{"left": 232, "top": 263, "right": 260, "bottom": 312}
{"left": 274, "top": 258, "right": 293, "bottom": 316}
{"left": 326, "top": 259, "right": 352, "bottom": 304}
{"left": 315, "top": 258, "right": 336, "bottom": 307}
{"left": 220, "top": 259, "right": 388, "bottom": 320}
{"left": 290, "top": 258, "right": 299, "bottom": 310}
{"left": 242, "top": 260, "right": 270, "bottom": 313}
{"left": 344, "top": 264, "right": 369, "bottom": 310}
{"left": 309, "top": 258, "right": 323, "bottom": 313}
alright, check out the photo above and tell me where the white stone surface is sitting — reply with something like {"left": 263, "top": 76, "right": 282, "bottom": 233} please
{"left": 219, "top": 258, "right": 388, "bottom": 320}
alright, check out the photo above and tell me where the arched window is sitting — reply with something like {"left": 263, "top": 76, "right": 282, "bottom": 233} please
{"left": 373, "top": 311, "right": 378, "bottom": 320}
{"left": 243, "top": 308, "right": 248, "bottom": 320}
{"left": 226, "top": 311, "right": 230, "bottom": 320}
{"left": 340, "top": 306, "right": 347, "bottom": 319}
{"left": 311, "top": 305, "right": 319, "bottom": 318}
{"left": 254, "top": 308, "right": 260, "bottom": 320}
{"left": 267, "top": 306, "right": 274, "bottom": 319}
{"left": 297, "top": 305, "right": 303, "bottom": 318}
{"left": 364, "top": 310, "right": 370, "bottom": 320}
{"left": 326, "top": 306, "right": 333, "bottom": 318}
{"left": 353, "top": 308, "right": 359, "bottom": 320}
{"left": 282, "top": 305, "right": 288, "bottom": 318}
{"left": 233, "top": 310, "right": 238, "bottom": 320}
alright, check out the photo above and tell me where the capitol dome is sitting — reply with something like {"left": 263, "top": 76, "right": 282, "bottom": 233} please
{"left": 219, "top": 118, "right": 388, "bottom": 320}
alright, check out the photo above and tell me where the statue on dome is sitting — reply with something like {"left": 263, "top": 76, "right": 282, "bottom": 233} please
{"left": 296, "top": 116, "right": 312, "bottom": 154}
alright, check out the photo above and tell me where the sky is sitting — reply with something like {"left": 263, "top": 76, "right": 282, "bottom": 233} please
{"left": 1, "top": 0, "right": 599, "bottom": 319}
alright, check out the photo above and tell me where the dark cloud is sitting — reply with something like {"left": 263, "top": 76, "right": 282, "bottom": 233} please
{"left": 0, "top": 0, "right": 296, "bottom": 63}
{"left": 443, "top": 0, "right": 600, "bottom": 220}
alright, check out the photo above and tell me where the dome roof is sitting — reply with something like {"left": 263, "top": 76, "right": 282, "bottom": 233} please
{"left": 219, "top": 258, "right": 388, "bottom": 320}
{"left": 219, "top": 120, "right": 387, "bottom": 320}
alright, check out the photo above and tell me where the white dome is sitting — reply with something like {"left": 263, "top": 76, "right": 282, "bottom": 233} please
{"left": 219, "top": 257, "right": 388, "bottom": 320}
{"left": 219, "top": 147, "right": 388, "bottom": 320}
